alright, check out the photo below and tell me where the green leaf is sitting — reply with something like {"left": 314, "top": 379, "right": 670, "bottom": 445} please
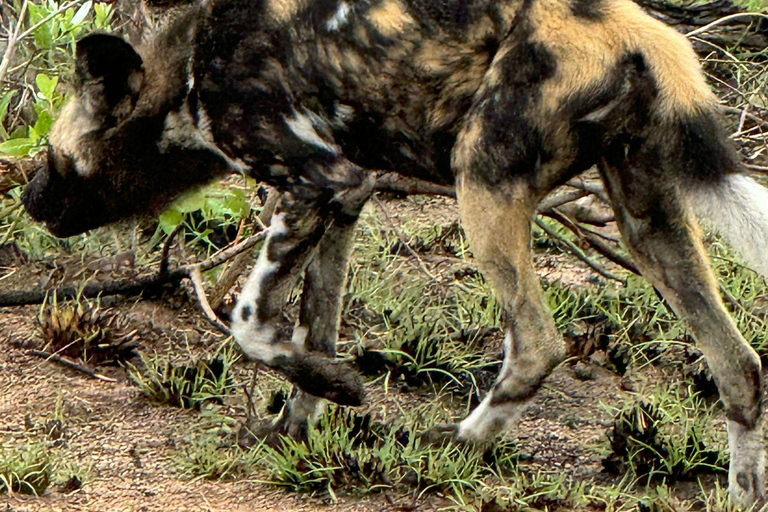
{"left": 223, "top": 189, "right": 250, "bottom": 218}
{"left": 35, "top": 74, "right": 58, "bottom": 102}
{"left": 0, "top": 138, "right": 36, "bottom": 157}
{"left": 63, "top": 6, "right": 75, "bottom": 25}
{"left": 158, "top": 208, "right": 184, "bottom": 234}
{"left": 94, "top": 3, "right": 114, "bottom": 29}
{"left": 34, "top": 23, "right": 54, "bottom": 50}
{"left": 0, "top": 90, "right": 18, "bottom": 140}
{"left": 174, "top": 191, "right": 206, "bottom": 213}
{"left": 10, "top": 126, "right": 27, "bottom": 139}
{"left": 27, "top": 3, "right": 45, "bottom": 25}
{"left": 33, "top": 110, "right": 54, "bottom": 139}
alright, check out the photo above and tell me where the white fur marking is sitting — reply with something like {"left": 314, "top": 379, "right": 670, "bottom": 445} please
{"left": 457, "top": 394, "right": 521, "bottom": 442}
{"left": 726, "top": 419, "right": 767, "bottom": 506}
{"left": 284, "top": 110, "right": 339, "bottom": 154}
{"left": 291, "top": 325, "right": 309, "bottom": 349}
{"left": 333, "top": 103, "right": 355, "bottom": 127}
{"left": 327, "top": 2, "right": 351, "bottom": 31}
{"left": 287, "top": 392, "right": 326, "bottom": 426}
{"left": 231, "top": 214, "right": 290, "bottom": 363}
{"left": 498, "top": 331, "right": 514, "bottom": 377}
{"left": 159, "top": 98, "right": 249, "bottom": 174}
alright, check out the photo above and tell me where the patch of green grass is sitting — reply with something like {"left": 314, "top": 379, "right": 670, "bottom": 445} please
{"left": 345, "top": 206, "right": 501, "bottom": 398}
{"left": 257, "top": 405, "right": 518, "bottom": 505}
{"left": 0, "top": 443, "right": 52, "bottom": 495}
{"left": 174, "top": 409, "right": 264, "bottom": 480}
{"left": 1, "top": 396, "right": 95, "bottom": 497}
{"left": 602, "top": 384, "right": 727, "bottom": 485}
{"left": 481, "top": 471, "right": 593, "bottom": 511}
{"left": 708, "top": 240, "right": 768, "bottom": 355}
{"left": 128, "top": 345, "right": 240, "bottom": 410}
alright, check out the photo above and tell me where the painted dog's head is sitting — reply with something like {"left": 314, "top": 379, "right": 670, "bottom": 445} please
{"left": 23, "top": 25, "right": 234, "bottom": 237}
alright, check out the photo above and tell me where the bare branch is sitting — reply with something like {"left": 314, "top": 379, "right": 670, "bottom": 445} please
{"left": 25, "top": 348, "right": 117, "bottom": 382}
{"left": 0, "top": 230, "right": 268, "bottom": 307}
{"left": 374, "top": 172, "right": 455, "bottom": 197}
{"left": 189, "top": 266, "right": 231, "bottom": 335}
{"left": 534, "top": 217, "right": 628, "bottom": 285}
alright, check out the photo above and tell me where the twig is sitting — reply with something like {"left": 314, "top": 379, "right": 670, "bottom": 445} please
{"left": 374, "top": 172, "right": 455, "bottom": 197}
{"left": 546, "top": 211, "right": 639, "bottom": 274}
{"left": 534, "top": 217, "right": 627, "bottom": 285}
{"left": 538, "top": 189, "right": 588, "bottom": 213}
{"left": 372, "top": 195, "right": 440, "bottom": 283}
{"left": 15, "top": 0, "right": 85, "bottom": 41}
{"left": 0, "top": 0, "right": 28, "bottom": 86}
{"left": 25, "top": 349, "right": 117, "bottom": 382}
{"left": 158, "top": 224, "right": 184, "bottom": 278}
{"left": 189, "top": 266, "right": 231, "bottom": 335}
{"left": 685, "top": 13, "right": 768, "bottom": 39}
{"left": 566, "top": 179, "right": 611, "bottom": 205}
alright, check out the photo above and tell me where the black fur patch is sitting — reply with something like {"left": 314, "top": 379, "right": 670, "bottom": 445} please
{"left": 75, "top": 34, "right": 143, "bottom": 108}
{"left": 567, "top": 53, "right": 656, "bottom": 175}
{"left": 405, "top": 0, "right": 474, "bottom": 30}
{"left": 469, "top": 38, "right": 557, "bottom": 186}
{"left": 671, "top": 111, "right": 741, "bottom": 183}
{"left": 570, "top": 0, "right": 606, "bottom": 20}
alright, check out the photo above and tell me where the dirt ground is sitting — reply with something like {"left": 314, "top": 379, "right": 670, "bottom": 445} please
{"left": 0, "top": 196, "right": 722, "bottom": 512}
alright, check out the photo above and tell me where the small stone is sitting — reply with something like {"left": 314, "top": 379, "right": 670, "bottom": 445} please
{"left": 573, "top": 361, "right": 595, "bottom": 381}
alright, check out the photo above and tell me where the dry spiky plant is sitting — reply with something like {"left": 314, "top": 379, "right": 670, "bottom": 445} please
{"left": 36, "top": 299, "right": 139, "bottom": 366}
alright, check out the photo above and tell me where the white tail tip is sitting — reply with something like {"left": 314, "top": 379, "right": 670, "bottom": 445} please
{"left": 690, "top": 174, "right": 768, "bottom": 278}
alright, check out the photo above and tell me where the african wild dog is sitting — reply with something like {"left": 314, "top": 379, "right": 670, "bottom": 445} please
{"left": 22, "top": 0, "right": 768, "bottom": 506}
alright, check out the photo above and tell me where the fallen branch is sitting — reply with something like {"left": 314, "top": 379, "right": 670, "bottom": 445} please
{"left": 25, "top": 349, "right": 117, "bottom": 382}
{"left": 158, "top": 224, "right": 184, "bottom": 278}
{"left": 372, "top": 195, "right": 441, "bottom": 283}
{"left": 0, "top": 229, "right": 268, "bottom": 307}
{"left": 534, "top": 217, "right": 628, "bottom": 285}
{"left": 374, "top": 172, "right": 455, "bottom": 198}
{"left": 545, "top": 210, "right": 639, "bottom": 275}
{"left": 538, "top": 189, "right": 588, "bottom": 212}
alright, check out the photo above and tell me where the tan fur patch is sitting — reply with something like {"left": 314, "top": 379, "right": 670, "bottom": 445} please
{"left": 266, "top": 0, "right": 313, "bottom": 23}
{"left": 527, "top": 0, "right": 715, "bottom": 120}
{"left": 452, "top": 116, "right": 485, "bottom": 172}
{"left": 415, "top": 40, "right": 489, "bottom": 129}
{"left": 415, "top": 40, "right": 451, "bottom": 73}
{"left": 49, "top": 100, "right": 98, "bottom": 177}
{"left": 365, "top": 0, "right": 414, "bottom": 37}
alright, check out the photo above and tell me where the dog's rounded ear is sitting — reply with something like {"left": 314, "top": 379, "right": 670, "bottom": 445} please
{"left": 75, "top": 34, "right": 144, "bottom": 108}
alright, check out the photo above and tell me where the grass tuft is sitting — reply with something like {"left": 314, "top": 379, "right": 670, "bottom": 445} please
{"left": 0, "top": 443, "right": 52, "bottom": 496}
{"left": 128, "top": 346, "right": 239, "bottom": 410}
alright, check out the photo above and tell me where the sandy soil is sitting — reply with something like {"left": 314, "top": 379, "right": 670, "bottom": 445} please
{"left": 0, "top": 196, "right": 709, "bottom": 512}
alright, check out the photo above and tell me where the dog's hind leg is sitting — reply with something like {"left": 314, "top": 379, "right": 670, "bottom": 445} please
{"left": 455, "top": 176, "right": 567, "bottom": 441}
{"left": 599, "top": 161, "right": 766, "bottom": 508}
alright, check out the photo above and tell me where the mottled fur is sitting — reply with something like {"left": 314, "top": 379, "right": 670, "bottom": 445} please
{"left": 22, "top": 0, "right": 768, "bottom": 506}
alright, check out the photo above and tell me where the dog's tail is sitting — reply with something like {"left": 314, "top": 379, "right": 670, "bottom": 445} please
{"left": 689, "top": 175, "right": 768, "bottom": 277}
{"left": 622, "top": 11, "right": 768, "bottom": 278}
